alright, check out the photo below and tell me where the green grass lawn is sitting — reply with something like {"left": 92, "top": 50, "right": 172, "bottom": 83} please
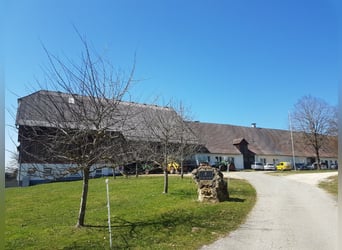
{"left": 5, "top": 176, "right": 256, "bottom": 250}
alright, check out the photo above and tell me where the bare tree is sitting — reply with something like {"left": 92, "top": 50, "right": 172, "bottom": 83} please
{"left": 141, "top": 105, "right": 177, "bottom": 193}
{"left": 141, "top": 100, "right": 199, "bottom": 193}
{"left": 16, "top": 35, "right": 136, "bottom": 227}
{"left": 328, "top": 106, "right": 338, "bottom": 136}
{"left": 172, "top": 101, "right": 200, "bottom": 178}
{"left": 291, "top": 95, "right": 335, "bottom": 169}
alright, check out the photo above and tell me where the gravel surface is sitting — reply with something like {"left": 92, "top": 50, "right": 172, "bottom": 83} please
{"left": 201, "top": 171, "right": 338, "bottom": 250}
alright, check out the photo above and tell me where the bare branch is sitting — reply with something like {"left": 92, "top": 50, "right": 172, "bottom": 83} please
{"left": 17, "top": 35, "right": 136, "bottom": 227}
{"left": 292, "top": 95, "right": 335, "bottom": 169}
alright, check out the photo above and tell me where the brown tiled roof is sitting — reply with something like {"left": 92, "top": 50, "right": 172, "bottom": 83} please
{"left": 233, "top": 138, "right": 247, "bottom": 145}
{"left": 189, "top": 122, "right": 337, "bottom": 158}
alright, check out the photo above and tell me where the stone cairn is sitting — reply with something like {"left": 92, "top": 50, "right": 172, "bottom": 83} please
{"left": 192, "top": 162, "right": 229, "bottom": 203}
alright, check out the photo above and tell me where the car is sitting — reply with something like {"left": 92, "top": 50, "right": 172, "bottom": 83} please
{"left": 305, "top": 164, "right": 315, "bottom": 170}
{"left": 295, "top": 163, "right": 304, "bottom": 170}
{"left": 147, "top": 167, "right": 164, "bottom": 174}
{"left": 330, "top": 164, "right": 338, "bottom": 169}
{"left": 264, "top": 163, "right": 275, "bottom": 171}
{"left": 311, "top": 162, "right": 328, "bottom": 170}
{"left": 276, "top": 162, "right": 292, "bottom": 171}
{"left": 295, "top": 163, "right": 311, "bottom": 170}
{"left": 251, "top": 162, "right": 264, "bottom": 170}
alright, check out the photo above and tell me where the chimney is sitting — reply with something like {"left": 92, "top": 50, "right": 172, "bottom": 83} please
{"left": 68, "top": 97, "right": 75, "bottom": 104}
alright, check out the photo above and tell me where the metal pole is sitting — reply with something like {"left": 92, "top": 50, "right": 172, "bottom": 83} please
{"left": 289, "top": 112, "right": 296, "bottom": 170}
{"left": 17, "top": 149, "right": 22, "bottom": 187}
{"left": 105, "top": 179, "right": 112, "bottom": 249}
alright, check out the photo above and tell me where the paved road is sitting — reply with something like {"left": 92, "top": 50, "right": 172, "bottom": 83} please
{"left": 201, "top": 171, "right": 338, "bottom": 250}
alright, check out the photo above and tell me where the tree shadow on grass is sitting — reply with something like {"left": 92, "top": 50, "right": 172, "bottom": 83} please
{"left": 228, "top": 197, "right": 245, "bottom": 202}
{"left": 84, "top": 224, "right": 107, "bottom": 228}
{"left": 84, "top": 213, "right": 184, "bottom": 230}
{"left": 78, "top": 210, "right": 202, "bottom": 249}
{"left": 78, "top": 196, "right": 246, "bottom": 249}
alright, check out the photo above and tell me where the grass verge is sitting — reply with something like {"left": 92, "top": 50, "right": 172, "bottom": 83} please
{"left": 318, "top": 175, "right": 338, "bottom": 196}
{"left": 266, "top": 170, "right": 338, "bottom": 198}
{"left": 266, "top": 169, "right": 338, "bottom": 176}
{"left": 6, "top": 176, "right": 256, "bottom": 249}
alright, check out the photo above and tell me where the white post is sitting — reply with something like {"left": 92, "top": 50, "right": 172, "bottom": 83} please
{"left": 226, "top": 162, "right": 230, "bottom": 187}
{"left": 105, "top": 179, "right": 112, "bottom": 249}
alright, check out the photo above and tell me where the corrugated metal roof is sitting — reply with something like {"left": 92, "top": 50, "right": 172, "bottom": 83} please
{"left": 16, "top": 90, "right": 199, "bottom": 143}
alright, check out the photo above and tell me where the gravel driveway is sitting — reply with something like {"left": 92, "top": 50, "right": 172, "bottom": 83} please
{"left": 201, "top": 171, "right": 338, "bottom": 250}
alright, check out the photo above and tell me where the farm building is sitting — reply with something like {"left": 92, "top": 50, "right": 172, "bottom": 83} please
{"left": 15, "top": 90, "right": 200, "bottom": 186}
{"left": 188, "top": 122, "right": 337, "bottom": 170}
{"left": 15, "top": 90, "right": 338, "bottom": 186}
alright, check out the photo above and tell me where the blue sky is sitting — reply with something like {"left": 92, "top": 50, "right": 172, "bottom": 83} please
{"left": 3, "top": 0, "right": 340, "bottom": 167}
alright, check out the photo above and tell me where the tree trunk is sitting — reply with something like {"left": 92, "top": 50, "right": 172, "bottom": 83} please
{"left": 163, "top": 143, "right": 168, "bottom": 193}
{"left": 163, "top": 170, "right": 168, "bottom": 194}
{"left": 315, "top": 148, "right": 321, "bottom": 170}
{"left": 313, "top": 133, "right": 321, "bottom": 170}
{"left": 135, "top": 162, "right": 139, "bottom": 178}
{"left": 180, "top": 149, "right": 184, "bottom": 179}
{"left": 180, "top": 161, "right": 184, "bottom": 179}
{"left": 76, "top": 167, "right": 90, "bottom": 227}
{"left": 113, "top": 167, "right": 116, "bottom": 179}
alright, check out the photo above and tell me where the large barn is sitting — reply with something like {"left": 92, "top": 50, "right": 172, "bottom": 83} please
{"left": 16, "top": 90, "right": 200, "bottom": 185}
{"left": 16, "top": 90, "right": 338, "bottom": 186}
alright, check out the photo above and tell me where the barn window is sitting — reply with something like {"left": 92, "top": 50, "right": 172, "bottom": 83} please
{"left": 43, "top": 167, "right": 52, "bottom": 176}
{"left": 27, "top": 167, "right": 36, "bottom": 175}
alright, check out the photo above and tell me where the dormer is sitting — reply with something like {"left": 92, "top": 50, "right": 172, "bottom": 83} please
{"left": 233, "top": 138, "right": 249, "bottom": 154}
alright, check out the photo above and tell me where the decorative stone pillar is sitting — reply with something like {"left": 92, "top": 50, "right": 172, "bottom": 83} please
{"left": 192, "top": 163, "right": 229, "bottom": 203}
